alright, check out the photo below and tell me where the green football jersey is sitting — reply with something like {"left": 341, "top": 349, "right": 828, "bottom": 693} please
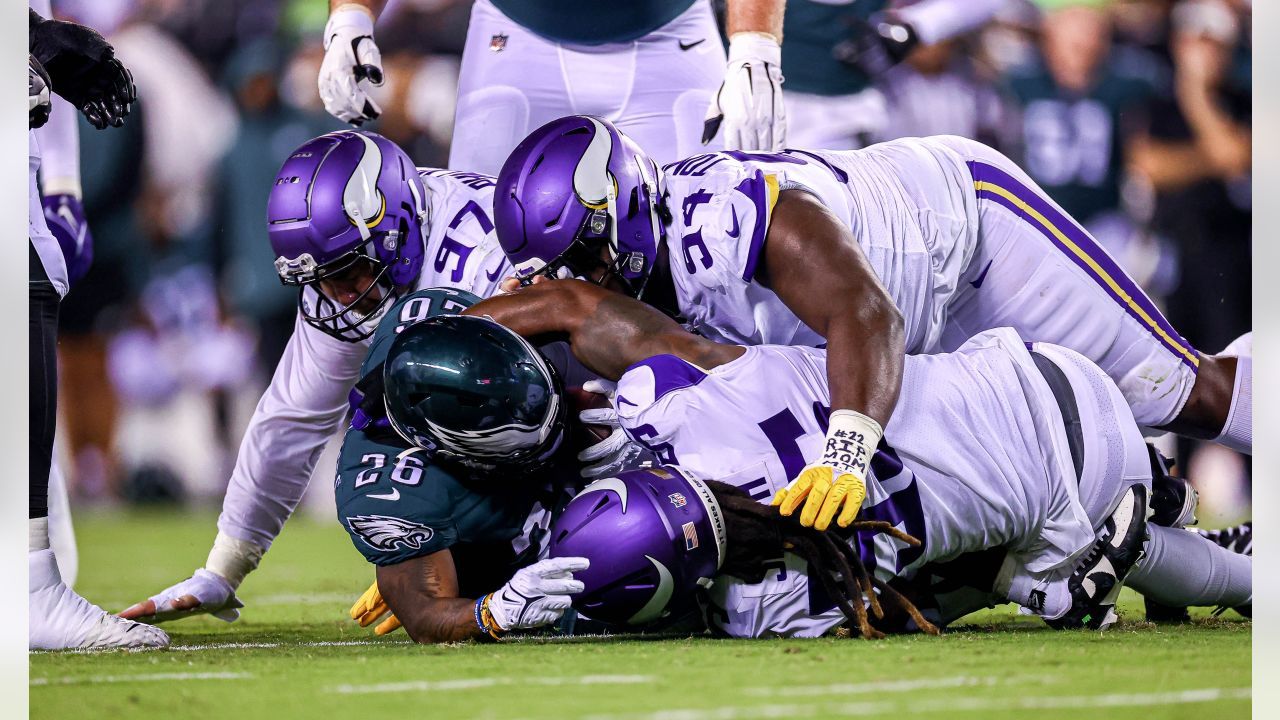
{"left": 1003, "top": 49, "right": 1167, "bottom": 223}
{"left": 336, "top": 288, "right": 575, "bottom": 576}
{"left": 782, "top": 0, "right": 884, "bottom": 96}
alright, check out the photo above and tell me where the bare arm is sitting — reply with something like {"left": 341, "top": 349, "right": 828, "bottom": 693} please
{"left": 1173, "top": 34, "right": 1250, "bottom": 178}
{"left": 329, "top": 0, "right": 386, "bottom": 16}
{"left": 375, "top": 550, "right": 482, "bottom": 644}
{"left": 759, "top": 190, "right": 904, "bottom": 429}
{"left": 726, "top": 0, "right": 785, "bottom": 40}
{"left": 466, "top": 280, "right": 743, "bottom": 381}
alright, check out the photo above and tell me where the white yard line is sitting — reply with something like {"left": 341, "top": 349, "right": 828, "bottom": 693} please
{"left": 31, "top": 672, "right": 251, "bottom": 686}
{"left": 332, "top": 675, "right": 656, "bottom": 695}
{"left": 745, "top": 674, "right": 1043, "bottom": 697}
{"left": 96, "top": 592, "right": 354, "bottom": 609}
{"left": 168, "top": 640, "right": 408, "bottom": 652}
{"left": 575, "top": 687, "right": 1252, "bottom": 720}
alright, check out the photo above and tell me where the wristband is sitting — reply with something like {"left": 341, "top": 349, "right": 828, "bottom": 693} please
{"left": 820, "top": 409, "right": 883, "bottom": 479}
{"left": 474, "top": 594, "right": 503, "bottom": 641}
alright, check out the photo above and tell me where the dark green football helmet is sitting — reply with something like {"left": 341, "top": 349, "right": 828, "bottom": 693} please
{"left": 383, "top": 315, "right": 566, "bottom": 472}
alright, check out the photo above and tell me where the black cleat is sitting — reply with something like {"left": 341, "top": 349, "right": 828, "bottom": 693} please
{"left": 1048, "top": 484, "right": 1149, "bottom": 630}
{"left": 1199, "top": 522, "right": 1252, "bottom": 556}
{"left": 1201, "top": 522, "right": 1252, "bottom": 618}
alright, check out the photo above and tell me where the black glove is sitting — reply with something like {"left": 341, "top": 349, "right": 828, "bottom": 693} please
{"left": 29, "top": 54, "right": 52, "bottom": 128}
{"left": 833, "top": 15, "right": 920, "bottom": 78}
{"left": 29, "top": 9, "right": 137, "bottom": 129}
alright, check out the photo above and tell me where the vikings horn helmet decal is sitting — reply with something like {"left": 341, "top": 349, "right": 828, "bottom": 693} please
{"left": 494, "top": 116, "right": 666, "bottom": 299}
{"left": 342, "top": 133, "right": 388, "bottom": 238}
{"left": 266, "top": 130, "right": 429, "bottom": 342}
{"left": 549, "top": 467, "right": 725, "bottom": 627}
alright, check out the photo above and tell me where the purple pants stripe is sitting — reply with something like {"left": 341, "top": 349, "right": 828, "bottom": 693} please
{"left": 966, "top": 161, "right": 1199, "bottom": 371}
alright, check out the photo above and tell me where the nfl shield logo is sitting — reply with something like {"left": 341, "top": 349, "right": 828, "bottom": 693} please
{"left": 668, "top": 492, "right": 687, "bottom": 508}
{"left": 490, "top": 34, "right": 508, "bottom": 52}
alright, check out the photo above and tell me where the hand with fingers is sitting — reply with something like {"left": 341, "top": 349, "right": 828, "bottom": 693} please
{"left": 703, "top": 32, "right": 787, "bottom": 152}
{"left": 350, "top": 579, "right": 401, "bottom": 635}
{"left": 29, "top": 10, "right": 136, "bottom": 129}
{"left": 771, "top": 409, "right": 883, "bottom": 531}
{"left": 318, "top": 6, "right": 384, "bottom": 126}
{"left": 576, "top": 379, "right": 655, "bottom": 480}
{"left": 475, "top": 557, "right": 589, "bottom": 639}
{"left": 118, "top": 569, "right": 244, "bottom": 624}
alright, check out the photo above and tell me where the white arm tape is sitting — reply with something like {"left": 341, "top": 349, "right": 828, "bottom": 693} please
{"left": 205, "top": 531, "right": 266, "bottom": 589}
{"left": 820, "top": 409, "right": 884, "bottom": 478}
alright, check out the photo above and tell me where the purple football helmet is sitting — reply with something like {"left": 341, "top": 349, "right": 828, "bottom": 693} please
{"left": 267, "top": 130, "right": 428, "bottom": 341}
{"left": 494, "top": 116, "right": 666, "bottom": 298}
{"left": 549, "top": 466, "right": 726, "bottom": 627}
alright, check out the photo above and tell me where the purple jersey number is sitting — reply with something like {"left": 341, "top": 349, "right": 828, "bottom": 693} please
{"left": 434, "top": 201, "right": 493, "bottom": 282}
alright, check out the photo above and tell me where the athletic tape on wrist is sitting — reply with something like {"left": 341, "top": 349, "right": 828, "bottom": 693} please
{"left": 820, "top": 409, "right": 883, "bottom": 478}
{"left": 204, "top": 532, "right": 265, "bottom": 589}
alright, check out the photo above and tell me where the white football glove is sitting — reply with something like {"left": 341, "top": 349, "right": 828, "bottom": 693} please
{"left": 486, "top": 557, "right": 589, "bottom": 632}
{"left": 577, "top": 379, "right": 656, "bottom": 479}
{"left": 703, "top": 32, "right": 787, "bottom": 151}
{"left": 119, "top": 569, "right": 244, "bottom": 624}
{"left": 318, "top": 6, "right": 384, "bottom": 126}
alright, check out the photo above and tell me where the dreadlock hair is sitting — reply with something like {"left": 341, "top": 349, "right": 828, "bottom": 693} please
{"left": 704, "top": 480, "right": 939, "bottom": 639}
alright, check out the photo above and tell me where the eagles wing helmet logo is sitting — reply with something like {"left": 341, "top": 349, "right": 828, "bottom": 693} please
{"left": 347, "top": 515, "right": 435, "bottom": 551}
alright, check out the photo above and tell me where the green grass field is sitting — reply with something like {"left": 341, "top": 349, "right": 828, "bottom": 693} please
{"left": 30, "top": 509, "right": 1251, "bottom": 720}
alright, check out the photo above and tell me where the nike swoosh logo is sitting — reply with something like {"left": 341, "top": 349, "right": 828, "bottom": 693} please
{"left": 969, "top": 260, "right": 993, "bottom": 289}
{"left": 368, "top": 488, "right": 401, "bottom": 501}
{"left": 56, "top": 206, "right": 85, "bottom": 252}
{"left": 727, "top": 206, "right": 741, "bottom": 238}
{"left": 487, "top": 263, "right": 505, "bottom": 282}
{"left": 678, "top": 39, "right": 706, "bottom": 51}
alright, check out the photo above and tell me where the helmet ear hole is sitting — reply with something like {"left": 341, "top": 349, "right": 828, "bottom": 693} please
{"left": 626, "top": 187, "right": 640, "bottom": 219}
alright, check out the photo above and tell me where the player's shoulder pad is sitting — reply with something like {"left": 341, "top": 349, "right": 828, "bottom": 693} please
{"left": 664, "top": 153, "right": 780, "bottom": 284}
{"left": 615, "top": 353, "right": 709, "bottom": 420}
{"left": 417, "top": 167, "right": 497, "bottom": 192}
{"left": 335, "top": 430, "right": 461, "bottom": 566}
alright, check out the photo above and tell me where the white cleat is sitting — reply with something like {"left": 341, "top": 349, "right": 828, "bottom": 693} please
{"left": 29, "top": 548, "right": 169, "bottom": 650}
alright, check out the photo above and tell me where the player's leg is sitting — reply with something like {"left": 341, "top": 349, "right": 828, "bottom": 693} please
{"left": 29, "top": 243, "right": 167, "bottom": 650}
{"left": 1126, "top": 524, "right": 1251, "bottom": 614}
{"left": 783, "top": 88, "right": 889, "bottom": 151}
{"left": 998, "top": 342, "right": 1154, "bottom": 627}
{"left": 937, "top": 137, "right": 1247, "bottom": 452}
{"left": 447, "top": 0, "right": 559, "bottom": 175}
{"left": 47, "top": 456, "right": 77, "bottom": 586}
{"left": 610, "top": 0, "right": 725, "bottom": 164}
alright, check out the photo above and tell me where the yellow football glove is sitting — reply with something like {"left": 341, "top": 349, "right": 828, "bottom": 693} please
{"left": 350, "top": 579, "right": 401, "bottom": 635}
{"left": 771, "top": 409, "right": 882, "bottom": 531}
{"left": 772, "top": 463, "right": 868, "bottom": 531}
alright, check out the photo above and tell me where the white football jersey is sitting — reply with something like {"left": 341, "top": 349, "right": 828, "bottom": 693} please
{"left": 659, "top": 138, "right": 979, "bottom": 354}
{"left": 613, "top": 328, "right": 1093, "bottom": 638}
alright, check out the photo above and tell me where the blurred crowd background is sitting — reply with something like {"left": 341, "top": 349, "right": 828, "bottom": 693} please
{"left": 42, "top": 0, "right": 1251, "bottom": 522}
